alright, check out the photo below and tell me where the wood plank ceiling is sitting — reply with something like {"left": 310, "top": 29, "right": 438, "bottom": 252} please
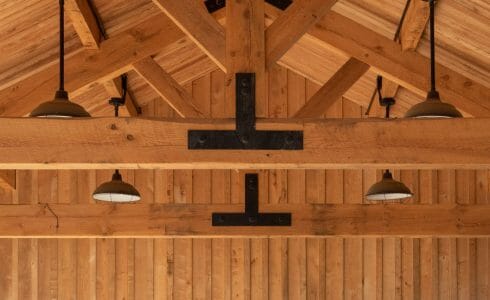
{"left": 0, "top": 0, "right": 487, "bottom": 118}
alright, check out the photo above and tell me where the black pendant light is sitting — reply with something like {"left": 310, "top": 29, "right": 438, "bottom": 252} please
{"left": 30, "top": 0, "right": 90, "bottom": 118}
{"left": 92, "top": 76, "right": 140, "bottom": 202}
{"left": 405, "top": 0, "right": 462, "bottom": 118}
{"left": 366, "top": 76, "right": 413, "bottom": 201}
{"left": 92, "top": 170, "right": 141, "bottom": 202}
{"left": 366, "top": 170, "right": 413, "bottom": 201}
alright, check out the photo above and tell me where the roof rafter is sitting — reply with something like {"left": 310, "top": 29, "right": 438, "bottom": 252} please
{"left": 399, "top": 0, "right": 430, "bottom": 51}
{"left": 266, "top": 0, "right": 337, "bottom": 68}
{"left": 0, "top": 4, "right": 487, "bottom": 117}
{"left": 0, "top": 14, "right": 217, "bottom": 117}
{"left": 294, "top": 58, "right": 369, "bottom": 118}
{"left": 66, "top": 0, "right": 140, "bottom": 116}
{"left": 151, "top": 0, "right": 226, "bottom": 72}
{"left": 133, "top": 57, "right": 205, "bottom": 118}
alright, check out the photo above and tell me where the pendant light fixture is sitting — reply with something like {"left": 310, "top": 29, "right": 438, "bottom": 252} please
{"left": 404, "top": 0, "right": 462, "bottom": 118}
{"left": 92, "top": 76, "right": 140, "bottom": 202}
{"left": 366, "top": 76, "right": 413, "bottom": 201}
{"left": 30, "top": 0, "right": 90, "bottom": 118}
{"left": 92, "top": 170, "right": 141, "bottom": 202}
{"left": 366, "top": 170, "right": 413, "bottom": 201}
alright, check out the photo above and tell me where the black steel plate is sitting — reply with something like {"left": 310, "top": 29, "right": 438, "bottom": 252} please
{"left": 188, "top": 130, "right": 303, "bottom": 150}
{"left": 205, "top": 0, "right": 292, "bottom": 13}
{"left": 212, "top": 213, "right": 292, "bottom": 226}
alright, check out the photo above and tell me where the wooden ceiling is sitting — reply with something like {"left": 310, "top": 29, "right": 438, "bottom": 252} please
{"left": 0, "top": 0, "right": 487, "bottom": 118}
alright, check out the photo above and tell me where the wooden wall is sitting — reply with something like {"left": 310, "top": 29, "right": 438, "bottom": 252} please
{"left": 0, "top": 68, "right": 489, "bottom": 299}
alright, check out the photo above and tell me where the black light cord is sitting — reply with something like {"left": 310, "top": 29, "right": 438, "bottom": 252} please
{"left": 429, "top": 0, "right": 436, "bottom": 93}
{"left": 59, "top": 0, "right": 65, "bottom": 91}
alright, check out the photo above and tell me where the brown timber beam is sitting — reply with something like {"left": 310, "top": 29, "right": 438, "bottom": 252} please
{"left": 294, "top": 58, "right": 369, "bottom": 118}
{"left": 151, "top": 0, "right": 226, "bottom": 72}
{"left": 0, "top": 117, "right": 489, "bottom": 169}
{"left": 265, "top": 0, "right": 337, "bottom": 68}
{"left": 398, "top": 0, "right": 430, "bottom": 51}
{"left": 0, "top": 204, "right": 488, "bottom": 238}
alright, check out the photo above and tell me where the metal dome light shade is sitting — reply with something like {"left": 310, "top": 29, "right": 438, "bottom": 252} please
{"left": 366, "top": 170, "right": 413, "bottom": 201}
{"left": 405, "top": 91, "right": 462, "bottom": 118}
{"left": 30, "top": 90, "right": 91, "bottom": 118}
{"left": 30, "top": 0, "right": 90, "bottom": 118}
{"left": 92, "top": 170, "right": 141, "bottom": 203}
{"left": 404, "top": 0, "right": 462, "bottom": 119}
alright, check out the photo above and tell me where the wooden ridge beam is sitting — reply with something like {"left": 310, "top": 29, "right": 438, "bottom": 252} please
{"left": 0, "top": 203, "right": 488, "bottom": 237}
{"left": 294, "top": 58, "right": 369, "bottom": 118}
{"left": 133, "top": 57, "right": 205, "bottom": 118}
{"left": 0, "top": 117, "right": 489, "bottom": 169}
{"left": 151, "top": 0, "right": 226, "bottom": 72}
{"left": 266, "top": 0, "right": 337, "bottom": 68}
{"left": 399, "top": 0, "right": 430, "bottom": 51}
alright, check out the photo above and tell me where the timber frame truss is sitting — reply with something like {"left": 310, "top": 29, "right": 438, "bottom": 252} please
{"left": 0, "top": 0, "right": 488, "bottom": 237}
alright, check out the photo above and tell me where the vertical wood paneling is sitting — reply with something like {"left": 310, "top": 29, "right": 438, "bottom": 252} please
{"left": 343, "top": 99, "right": 364, "bottom": 300}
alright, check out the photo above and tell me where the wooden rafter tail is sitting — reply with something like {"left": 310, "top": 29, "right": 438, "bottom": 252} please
{"left": 151, "top": 0, "right": 226, "bottom": 72}
{"left": 133, "top": 57, "right": 205, "bottom": 118}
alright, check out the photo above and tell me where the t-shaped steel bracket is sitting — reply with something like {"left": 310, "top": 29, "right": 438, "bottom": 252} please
{"left": 188, "top": 73, "right": 303, "bottom": 150}
{"left": 212, "top": 173, "right": 292, "bottom": 226}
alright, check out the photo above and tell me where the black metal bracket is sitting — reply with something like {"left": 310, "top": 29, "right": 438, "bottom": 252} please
{"left": 212, "top": 174, "right": 292, "bottom": 226}
{"left": 188, "top": 73, "right": 303, "bottom": 150}
{"left": 204, "top": 0, "right": 292, "bottom": 13}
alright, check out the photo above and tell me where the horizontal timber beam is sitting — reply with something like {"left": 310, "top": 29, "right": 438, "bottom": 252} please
{"left": 0, "top": 117, "right": 489, "bottom": 169}
{"left": 0, "top": 204, "right": 488, "bottom": 238}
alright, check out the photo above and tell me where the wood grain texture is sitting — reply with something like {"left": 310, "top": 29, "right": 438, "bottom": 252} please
{"left": 0, "top": 203, "right": 489, "bottom": 237}
{"left": 265, "top": 0, "right": 337, "bottom": 67}
{"left": 305, "top": 9, "right": 490, "bottom": 116}
{"left": 294, "top": 58, "right": 369, "bottom": 117}
{"left": 133, "top": 57, "right": 204, "bottom": 118}
{"left": 0, "top": 170, "right": 16, "bottom": 190}
{"left": 65, "top": 0, "right": 101, "bottom": 50}
{"left": 399, "top": 0, "right": 430, "bottom": 51}
{"left": 0, "top": 117, "right": 489, "bottom": 169}
{"left": 152, "top": 0, "right": 226, "bottom": 71}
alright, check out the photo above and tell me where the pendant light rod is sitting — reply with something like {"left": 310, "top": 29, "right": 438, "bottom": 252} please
{"left": 429, "top": 0, "right": 436, "bottom": 93}
{"left": 59, "top": 0, "right": 65, "bottom": 91}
